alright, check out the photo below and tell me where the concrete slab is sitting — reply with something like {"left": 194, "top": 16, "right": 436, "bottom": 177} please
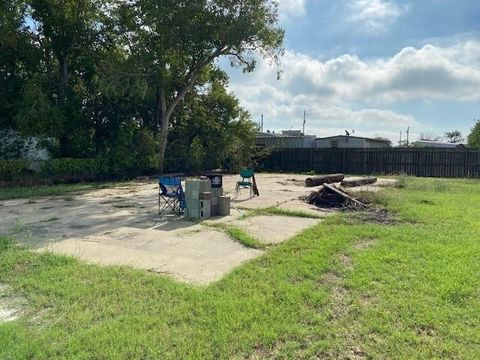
{"left": 230, "top": 215, "right": 320, "bottom": 245}
{"left": 0, "top": 173, "right": 396, "bottom": 284}
{"left": 227, "top": 174, "right": 315, "bottom": 210}
{"left": 43, "top": 227, "right": 262, "bottom": 285}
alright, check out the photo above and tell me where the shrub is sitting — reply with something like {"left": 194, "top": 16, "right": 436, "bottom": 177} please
{"left": 0, "top": 160, "right": 31, "bottom": 181}
{"left": 39, "top": 158, "right": 101, "bottom": 182}
{"left": 99, "top": 126, "right": 160, "bottom": 178}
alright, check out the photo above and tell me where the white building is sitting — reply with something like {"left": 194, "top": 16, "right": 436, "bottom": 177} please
{"left": 316, "top": 135, "right": 391, "bottom": 149}
{"left": 412, "top": 140, "right": 465, "bottom": 149}
{"left": 256, "top": 130, "right": 316, "bottom": 149}
{"left": 0, "top": 130, "right": 51, "bottom": 160}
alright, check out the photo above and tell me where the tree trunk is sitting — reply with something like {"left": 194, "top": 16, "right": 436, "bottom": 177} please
{"left": 158, "top": 88, "right": 169, "bottom": 174}
{"left": 156, "top": 60, "right": 212, "bottom": 173}
{"left": 58, "top": 56, "right": 69, "bottom": 108}
{"left": 158, "top": 127, "right": 169, "bottom": 174}
{"left": 305, "top": 174, "right": 345, "bottom": 187}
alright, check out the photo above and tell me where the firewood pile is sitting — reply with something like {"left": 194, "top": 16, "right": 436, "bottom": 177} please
{"left": 302, "top": 184, "right": 366, "bottom": 210}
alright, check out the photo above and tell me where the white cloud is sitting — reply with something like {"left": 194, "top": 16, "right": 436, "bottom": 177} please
{"left": 347, "top": 0, "right": 410, "bottom": 33}
{"left": 277, "top": 0, "right": 308, "bottom": 21}
{"left": 225, "top": 39, "right": 480, "bottom": 141}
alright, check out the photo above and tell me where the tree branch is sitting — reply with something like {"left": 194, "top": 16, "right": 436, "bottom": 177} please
{"left": 164, "top": 45, "right": 229, "bottom": 119}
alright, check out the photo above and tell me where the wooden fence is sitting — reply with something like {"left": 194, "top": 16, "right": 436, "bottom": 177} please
{"left": 258, "top": 148, "right": 480, "bottom": 178}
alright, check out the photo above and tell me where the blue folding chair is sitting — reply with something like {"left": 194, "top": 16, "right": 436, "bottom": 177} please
{"left": 158, "top": 176, "right": 185, "bottom": 215}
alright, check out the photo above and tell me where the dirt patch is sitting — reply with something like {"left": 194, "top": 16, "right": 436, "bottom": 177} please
{"left": 338, "top": 253, "right": 354, "bottom": 270}
{"left": 416, "top": 324, "right": 436, "bottom": 338}
{"left": 320, "top": 272, "right": 344, "bottom": 285}
{"left": 347, "top": 345, "right": 368, "bottom": 360}
{"left": 348, "top": 208, "right": 398, "bottom": 225}
{"left": 353, "top": 237, "right": 379, "bottom": 250}
{"left": 0, "top": 284, "right": 28, "bottom": 323}
{"left": 248, "top": 343, "right": 282, "bottom": 360}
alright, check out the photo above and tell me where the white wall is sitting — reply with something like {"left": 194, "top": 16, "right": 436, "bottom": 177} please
{"left": 316, "top": 137, "right": 365, "bottom": 148}
{"left": 257, "top": 135, "right": 317, "bottom": 148}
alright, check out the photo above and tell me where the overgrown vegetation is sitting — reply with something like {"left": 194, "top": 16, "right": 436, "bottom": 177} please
{"left": 1, "top": 0, "right": 283, "bottom": 175}
{"left": 1, "top": 177, "right": 480, "bottom": 358}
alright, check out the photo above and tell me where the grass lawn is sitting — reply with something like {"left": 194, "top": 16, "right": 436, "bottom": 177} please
{"left": 1, "top": 177, "right": 480, "bottom": 359}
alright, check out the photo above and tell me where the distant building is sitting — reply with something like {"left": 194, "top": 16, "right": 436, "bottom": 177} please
{"left": 0, "top": 129, "right": 51, "bottom": 160}
{"left": 316, "top": 135, "right": 391, "bottom": 149}
{"left": 256, "top": 130, "right": 316, "bottom": 149}
{"left": 412, "top": 140, "right": 465, "bottom": 149}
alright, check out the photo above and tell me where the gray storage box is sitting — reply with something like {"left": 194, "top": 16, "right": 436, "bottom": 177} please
{"left": 218, "top": 196, "right": 231, "bottom": 216}
{"left": 185, "top": 179, "right": 211, "bottom": 199}
{"left": 186, "top": 198, "right": 211, "bottom": 219}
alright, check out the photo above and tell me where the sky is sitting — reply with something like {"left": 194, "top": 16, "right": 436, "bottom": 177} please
{"left": 223, "top": 0, "right": 480, "bottom": 144}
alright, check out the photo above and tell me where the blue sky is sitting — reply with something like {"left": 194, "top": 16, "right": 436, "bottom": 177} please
{"left": 224, "top": 0, "right": 480, "bottom": 143}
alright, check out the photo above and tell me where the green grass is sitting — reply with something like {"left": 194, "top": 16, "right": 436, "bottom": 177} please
{"left": 1, "top": 177, "right": 480, "bottom": 358}
{"left": 0, "top": 182, "right": 133, "bottom": 201}
{"left": 207, "top": 223, "right": 266, "bottom": 250}
{"left": 248, "top": 206, "right": 322, "bottom": 219}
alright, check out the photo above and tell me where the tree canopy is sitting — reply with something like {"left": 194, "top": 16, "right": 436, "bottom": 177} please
{"left": 0, "top": 0, "right": 283, "bottom": 172}
{"left": 467, "top": 120, "right": 480, "bottom": 148}
{"left": 444, "top": 130, "right": 464, "bottom": 143}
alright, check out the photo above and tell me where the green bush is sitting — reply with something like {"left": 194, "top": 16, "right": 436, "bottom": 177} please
{"left": 99, "top": 126, "right": 160, "bottom": 178}
{"left": 0, "top": 160, "right": 31, "bottom": 181}
{"left": 39, "top": 158, "right": 101, "bottom": 181}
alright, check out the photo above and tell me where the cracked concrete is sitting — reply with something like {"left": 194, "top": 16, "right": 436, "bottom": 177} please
{"left": 0, "top": 174, "right": 395, "bottom": 284}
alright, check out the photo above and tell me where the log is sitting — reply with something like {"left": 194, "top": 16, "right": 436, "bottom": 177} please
{"left": 341, "top": 177, "right": 378, "bottom": 188}
{"left": 305, "top": 173, "right": 345, "bottom": 187}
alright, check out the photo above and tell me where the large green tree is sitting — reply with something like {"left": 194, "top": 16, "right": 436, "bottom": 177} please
{"left": 16, "top": 0, "right": 113, "bottom": 156}
{"left": 114, "top": 0, "right": 283, "bottom": 171}
{"left": 467, "top": 120, "right": 480, "bottom": 148}
{"left": 167, "top": 71, "right": 256, "bottom": 173}
{"left": 1, "top": 0, "right": 273, "bottom": 174}
{"left": 445, "top": 130, "right": 463, "bottom": 143}
{"left": 0, "top": 0, "right": 38, "bottom": 129}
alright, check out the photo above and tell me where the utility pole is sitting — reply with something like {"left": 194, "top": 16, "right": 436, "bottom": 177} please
{"left": 406, "top": 126, "right": 410, "bottom": 147}
{"left": 303, "top": 110, "right": 306, "bottom": 135}
{"left": 399, "top": 130, "right": 403, "bottom": 147}
{"left": 261, "top": 114, "right": 264, "bottom": 132}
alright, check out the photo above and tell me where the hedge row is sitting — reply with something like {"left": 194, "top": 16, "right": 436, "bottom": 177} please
{"left": 0, "top": 158, "right": 160, "bottom": 185}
